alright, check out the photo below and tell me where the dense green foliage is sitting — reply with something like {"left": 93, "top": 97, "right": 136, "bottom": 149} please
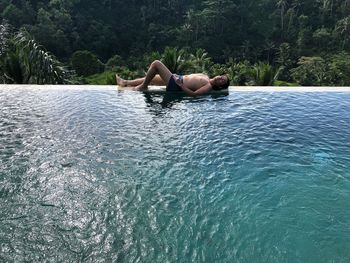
{"left": 71, "top": 50, "right": 104, "bottom": 76}
{"left": 0, "top": 23, "right": 69, "bottom": 84}
{"left": 1, "top": 0, "right": 350, "bottom": 85}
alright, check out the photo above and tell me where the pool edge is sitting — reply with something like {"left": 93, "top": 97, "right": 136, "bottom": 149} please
{"left": 1, "top": 84, "right": 350, "bottom": 92}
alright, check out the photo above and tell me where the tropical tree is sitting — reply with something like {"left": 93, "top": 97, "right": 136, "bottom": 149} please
{"left": 105, "top": 55, "right": 123, "bottom": 71}
{"left": 329, "top": 52, "right": 350, "bottom": 85}
{"left": 71, "top": 50, "right": 104, "bottom": 77}
{"left": 240, "top": 40, "right": 252, "bottom": 61}
{"left": 297, "top": 15, "right": 313, "bottom": 54}
{"left": 291, "top": 56, "right": 329, "bottom": 86}
{"left": 161, "top": 47, "right": 193, "bottom": 74}
{"left": 189, "top": 48, "right": 213, "bottom": 73}
{"left": 276, "top": 42, "right": 295, "bottom": 81}
{"left": 335, "top": 16, "right": 350, "bottom": 49}
{"left": 226, "top": 60, "right": 254, "bottom": 86}
{"left": 182, "top": 9, "right": 199, "bottom": 43}
{"left": 199, "top": 0, "right": 237, "bottom": 36}
{"left": 2, "top": 46, "right": 25, "bottom": 84}
{"left": 0, "top": 26, "right": 69, "bottom": 84}
{"left": 312, "top": 28, "right": 332, "bottom": 50}
{"left": 1, "top": 4, "right": 23, "bottom": 28}
{"left": 263, "top": 40, "right": 276, "bottom": 63}
{"left": 250, "top": 63, "right": 281, "bottom": 86}
{"left": 277, "top": 0, "right": 288, "bottom": 38}
{"left": 0, "top": 22, "right": 11, "bottom": 83}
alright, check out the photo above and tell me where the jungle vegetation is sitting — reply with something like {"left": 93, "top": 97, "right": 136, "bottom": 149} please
{"left": 1, "top": 0, "right": 350, "bottom": 86}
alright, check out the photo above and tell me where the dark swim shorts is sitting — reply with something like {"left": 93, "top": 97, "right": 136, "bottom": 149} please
{"left": 166, "top": 74, "right": 183, "bottom": 92}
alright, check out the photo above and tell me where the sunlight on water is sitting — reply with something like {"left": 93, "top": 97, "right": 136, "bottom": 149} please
{"left": 1, "top": 87, "right": 350, "bottom": 262}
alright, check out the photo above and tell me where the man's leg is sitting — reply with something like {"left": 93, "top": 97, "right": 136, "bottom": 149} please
{"left": 116, "top": 75, "right": 143, "bottom": 87}
{"left": 135, "top": 60, "right": 172, "bottom": 90}
{"left": 150, "top": 75, "right": 167, "bottom": 85}
{"left": 116, "top": 74, "right": 167, "bottom": 87}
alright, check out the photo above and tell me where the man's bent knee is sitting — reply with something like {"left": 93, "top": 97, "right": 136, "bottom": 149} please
{"left": 151, "top": 60, "right": 162, "bottom": 68}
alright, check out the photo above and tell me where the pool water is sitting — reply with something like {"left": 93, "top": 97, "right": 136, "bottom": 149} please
{"left": 1, "top": 87, "right": 350, "bottom": 262}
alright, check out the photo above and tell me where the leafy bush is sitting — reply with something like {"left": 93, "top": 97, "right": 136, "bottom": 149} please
{"left": 115, "top": 66, "right": 142, "bottom": 80}
{"left": 225, "top": 60, "right": 253, "bottom": 86}
{"left": 313, "top": 28, "right": 332, "bottom": 50}
{"left": 291, "top": 56, "right": 329, "bottom": 86}
{"left": 161, "top": 47, "right": 194, "bottom": 74}
{"left": 274, "top": 80, "right": 299, "bottom": 86}
{"left": 71, "top": 50, "right": 104, "bottom": 77}
{"left": 189, "top": 48, "right": 213, "bottom": 73}
{"left": 105, "top": 55, "right": 123, "bottom": 71}
{"left": 276, "top": 43, "right": 295, "bottom": 81}
{"left": 250, "top": 63, "right": 281, "bottom": 86}
{"left": 2, "top": 48, "right": 24, "bottom": 83}
{"left": 85, "top": 71, "right": 116, "bottom": 85}
{"left": 329, "top": 52, "right": 350, "bottom": 86}
{"left": 210, "top": 63, "right": 229, "bottom": 77}
{"left": 225, "top": 60, "right": 281, "bottom": 86}
{"left": 142, "top": 51, "right": 162, "bottom": 68}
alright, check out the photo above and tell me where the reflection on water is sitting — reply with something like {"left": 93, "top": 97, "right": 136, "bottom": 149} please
{"left": 142, "top": 90, "right": 229, "bottom": 114}
{"left": 1, "top": 87, "right": 350, "bottom": 262}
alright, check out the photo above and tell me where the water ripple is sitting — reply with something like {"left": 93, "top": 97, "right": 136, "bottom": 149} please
{"left": 1, "top": 88, "right": 350, "bottom": 262}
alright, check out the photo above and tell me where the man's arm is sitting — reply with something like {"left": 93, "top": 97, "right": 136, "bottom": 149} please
{"left": 178, "top": 82, "right": 213, "bottom": 97}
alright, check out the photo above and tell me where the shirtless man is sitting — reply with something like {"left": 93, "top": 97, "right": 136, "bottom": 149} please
{"left": 116, "top": 60, "right": 230, "bottom": 97}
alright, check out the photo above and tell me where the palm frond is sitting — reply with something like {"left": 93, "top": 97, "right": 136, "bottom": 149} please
{"left": 12, "top": 30, "right": 69, "bottom": 84}
{"left": 251, "top": 63, "right": 281, "bottom": 86}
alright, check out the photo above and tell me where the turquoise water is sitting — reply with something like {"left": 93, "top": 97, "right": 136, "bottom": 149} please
{"left": 1, "top": 87, "right": 350, "bottom": 262}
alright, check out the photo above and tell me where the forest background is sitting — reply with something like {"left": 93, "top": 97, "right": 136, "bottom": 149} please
{"left": 1, "top": 0, "right": 350, "bottom": 86}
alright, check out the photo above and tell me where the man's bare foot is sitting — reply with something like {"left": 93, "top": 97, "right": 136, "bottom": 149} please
{"left": 116, "top": 75, "right": 127, "bottom": 87}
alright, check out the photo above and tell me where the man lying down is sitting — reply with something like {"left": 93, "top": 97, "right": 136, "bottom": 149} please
{"left": 116, "top": 60, "right": 230, "bottom": 97}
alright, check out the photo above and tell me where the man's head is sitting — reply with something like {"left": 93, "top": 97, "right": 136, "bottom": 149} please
{"left": 212, "top": 75, "right": 230, "bottom": 90}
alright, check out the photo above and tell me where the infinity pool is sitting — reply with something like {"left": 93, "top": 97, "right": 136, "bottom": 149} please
{"left": 1, "top": 86, "right": 350, "bottom": 262}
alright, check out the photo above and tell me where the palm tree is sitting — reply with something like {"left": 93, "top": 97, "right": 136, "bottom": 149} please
{"left": 189, "top": 48, "right": 212, "bottom": 73}
{"left": 184, "top": 9, "right": 198, "bottom": 41}
{"left": 319, "top": 0, "right": 334, "bottom": 25}
{"left": 251, "top": 63, "right": 282, "bottom": 86}
{"left": 161, "top": 47, "right": 183, "bottom": 73}
{"left": 0, "top": 23, "right": 10, "bottom": 83}
{"left": 336, "top": 16, "right": 350, "bottom": 49}
{"left": 277, "top": 0, "right": 288, "bottom": 38}
{"left": 15, "top": 31, "right": 68, "bottom": 84}
{"left": 0, "top": 23, "right": 26, "bottom": 83}
{"left": 263, "top": 40, "right": 276, "bottom": 63}
{"left": 0, "top": 28, "right": 69, "bottom": 84}
{"left": 0, "top": 23, "right": 11, "bottom": 57}
{"left": 161, "top": 47, "right": 193, "bottom": 74}
{"left": 3, "top": 49, "right": 25, "bottom": 83}
{"left": 341, "top": 0, "right": 350, "bottom": 12}
{"left": 241, "top": 40, "right": 252, "bottom": 60}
